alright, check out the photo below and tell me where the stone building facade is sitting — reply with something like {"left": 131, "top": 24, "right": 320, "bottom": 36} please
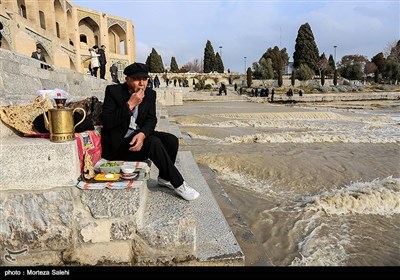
{"left": 0, "top": 0, "right": 135, "bottom": 79}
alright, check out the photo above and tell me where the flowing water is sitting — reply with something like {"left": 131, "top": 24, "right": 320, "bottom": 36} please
{"left": 166, "top": 97, "right": 400, "bottom": 266}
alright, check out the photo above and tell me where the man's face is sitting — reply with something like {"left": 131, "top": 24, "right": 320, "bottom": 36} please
{"left": 37, "top": 48, "right": 41, "bottom": 53}
{"left": 125, "top": 77, "right": 148, "bottom": 92}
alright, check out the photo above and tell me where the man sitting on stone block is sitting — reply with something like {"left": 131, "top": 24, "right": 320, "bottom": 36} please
{"left": 101, "top": 62, "right": 199, "bottom": 201}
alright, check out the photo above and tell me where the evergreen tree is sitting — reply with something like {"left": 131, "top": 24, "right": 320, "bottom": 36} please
{"left": 321, "top": 70, "right": 325, "bottom": 86}
{"left": 261, "top": 46, "right": 289, "bottom": 78}
{"left": 246, "top": 67, "right": 252, "bottom": 87}
{"left": 203, "top": 40, "right": 216, "bottom": 73}
{"left": 278, "top": 70, "right": 283, "bottom": 87}
{"left": 333, "top": 69, "right": 338, "bottom": 86}
{"left": 293, "top": 23, "right": 320, "bottom": 72}
{"left": 296, "top": 64, "right": 315, "bottom": 81}
{"left": 387, "top": 40, "right": 400, "bottom": 63}
{"left": 374, "top": 69, "right": 379, "bottom": 83}
{"left": 328, "top": 54, "right": 335, "bottom": 70}
{"left": 146, "top": 48, "right": 164, "bottom": 73}
{"left": 371, "top": 52, "right": 385, "bottom": 73}
{"left": 291, "top": 70, "right": 295, "bottom": 86}
{"left": 253, "top": 58, "right": 274, "bottom": 80}
{"left": 170, "top": 57, "right": 179, "bottom": 73}
{"left": 215, "top": 53, "right": 224, "bottom": 73}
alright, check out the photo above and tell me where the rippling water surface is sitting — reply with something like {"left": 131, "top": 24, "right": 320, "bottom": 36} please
{"left": 166, "top": 98, "right": 400, "bottom": 266}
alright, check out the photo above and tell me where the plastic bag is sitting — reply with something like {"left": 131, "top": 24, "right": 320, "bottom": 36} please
{"left": 36, "top": 88, "right": 72, "bottom": 102}
{"left": 75, "top": 127, "right": 102, "bottom": 173}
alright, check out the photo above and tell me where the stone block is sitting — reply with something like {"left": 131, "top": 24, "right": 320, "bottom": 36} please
{"left": 63, "top": 241, "right": 133, "bottom": 265}
{"left": 0, "top": 189, "right": 74, "bottom": 252}
{"left": 80, "top": 186, "right": 147, "bottom": 219}
{"left": 0, "top": 137, "right": 81, "bottom": 190}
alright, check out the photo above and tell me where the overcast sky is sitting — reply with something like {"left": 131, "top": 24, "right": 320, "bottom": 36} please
{"left": 74, "top": 0, "right": 399, "bottom": 73}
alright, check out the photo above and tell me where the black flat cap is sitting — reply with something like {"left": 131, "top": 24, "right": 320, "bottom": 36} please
{"left": 123, "top": 63, "right": 149, "bottom": 79}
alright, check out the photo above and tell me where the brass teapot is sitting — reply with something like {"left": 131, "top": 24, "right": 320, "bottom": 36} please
{"left": 42, "top": 106, "right": 86, "bottom": 142}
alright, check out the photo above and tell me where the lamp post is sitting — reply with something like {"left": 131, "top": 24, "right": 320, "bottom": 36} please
{"left": 244, "top": 56, "right": 247, "bottom": 74}
{"left": 219, "top": 46, "right": 222, "bottom": 57}
{"left": 333, "top": 45, "right": 337, "bottom": 68}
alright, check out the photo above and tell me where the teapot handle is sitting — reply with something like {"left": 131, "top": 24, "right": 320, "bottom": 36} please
{"left": 73, "top": 108, "right": 87, "bottom": 130}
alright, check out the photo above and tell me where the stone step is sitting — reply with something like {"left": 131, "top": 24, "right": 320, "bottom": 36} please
{"left": 146, "top": 151, "right": 244, "bottom": 265}
{"left": 0, "top": 136, "right": 81, "bottom": 191}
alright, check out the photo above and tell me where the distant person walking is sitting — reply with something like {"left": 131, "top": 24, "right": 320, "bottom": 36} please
{"left": 31, "top": 46, "right": 47, "bottom": 69}
{"left": 270, "top": 88, "right": 275, "bottom": 103}
{"left": 154, "top": 75, "right": 160, "bottom": 88}
{"left": 90, "top": 46, "right": 100, "bottom": 77}
{"left": 110, "top": 63, "right": 119, "bottom": 83}
{"left": 98, "top": 45, "right": 107, "bottom": 79}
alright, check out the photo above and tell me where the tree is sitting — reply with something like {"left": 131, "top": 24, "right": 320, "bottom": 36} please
{"left": 296, "top": 64, "right": 314, "bottom": 81}
{"left": 385, "top": 40, "right": 400, "bottom": 62}
{"left": 383, "top": 59, "right": 400, "bottom": 84}
{"left": 183, "top": 58, "right": 202, "bottom": 73}
{"left": 338, "top": 54, "right": 368, "bottom": 81}
{"left": 339, "top": 54, "right": 368, "bottom": 66}
{"left": 293, "top": 23, "right": 320, "bottom": 72}
{"left": 145, "top": 48, "right": 164, "bottom": 73}
{"left": 374, "top": 69, "right": 379, "bottom": 83}
{"left": 321, "top": 69, "right": 325, "bottom": 86}
{"left": 328, "top": 54, "right": 335, "bottom": 71}
{"left": 215, "top": 53, "right": 224, "bottom": 73}
{"left": 371, "top": 52, "right": 385, "bottom": 72}
{"left": 278, "top": 70, "right": 283, "bottom": 87}
{"left": 203, "top": 40, "right": 216, "bottom": 73}
{"left": 252, "top": 57, "right": 274, "bottom": 80}
{"left": 340, "top": 63, "right": 363, "bottom": 80}
{"left": 364, "top": 61, "right": 377, "bottom": 77}
{"left": 333, "top": 69, "right": 338, "bottom": 86}
{"left": 291, "top": 70, "right": 295, "bottom": 86}
{"left": 317, "top": 53, "right": 329, "bottom": 77}
{"left": 246, "top": 67, "right": 252, "bottom": 87}
{"left": 170, "top": 57, "right": 179, "bottom": 73}
{"left": 261, "top": 46, "right": 289, "bottom": 78}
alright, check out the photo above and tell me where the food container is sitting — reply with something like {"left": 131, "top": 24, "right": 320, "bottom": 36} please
{"left": 121, "top": 165, "right": 135, "bottom": 174}
{"left": 99, "top": 161, "right": 121, "bottom": 174}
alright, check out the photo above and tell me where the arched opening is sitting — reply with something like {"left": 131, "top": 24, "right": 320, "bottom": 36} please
{"left": 39, "top": 11, "right": 46, "bottom": 30}
{"left": 81, "top": 57, "right": 92, "bottom": 75}
{"left": 34, "top": 43, "right": 52, "bottom": 67}
{"left": 38, "top": 0, "right": 53, "bottom": 33}
{"left": 67, "top": 10, "right": 75, "bottom": 46}
{"left": 108, "top": 24, "right": 127, "bottom": 55}
{"left": 17, "top": 0, "right": 27, "bottom": 18}
{"left": 78, "top": 17, "right": 100, "bottom": 51}
{"left": 54, "top": 0, "right": 67, "bottom": 40}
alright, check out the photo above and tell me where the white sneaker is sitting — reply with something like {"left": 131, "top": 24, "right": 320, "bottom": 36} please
{"left": 175, "top": 182, "right": 200, "bottom": 201}
{"left": 157, "top": 177, "right": 174, "bottom": 190}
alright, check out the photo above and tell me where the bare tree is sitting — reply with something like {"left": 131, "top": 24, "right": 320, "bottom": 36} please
{"left": 183, "top": 58, "right": 203, "bottom": 73}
